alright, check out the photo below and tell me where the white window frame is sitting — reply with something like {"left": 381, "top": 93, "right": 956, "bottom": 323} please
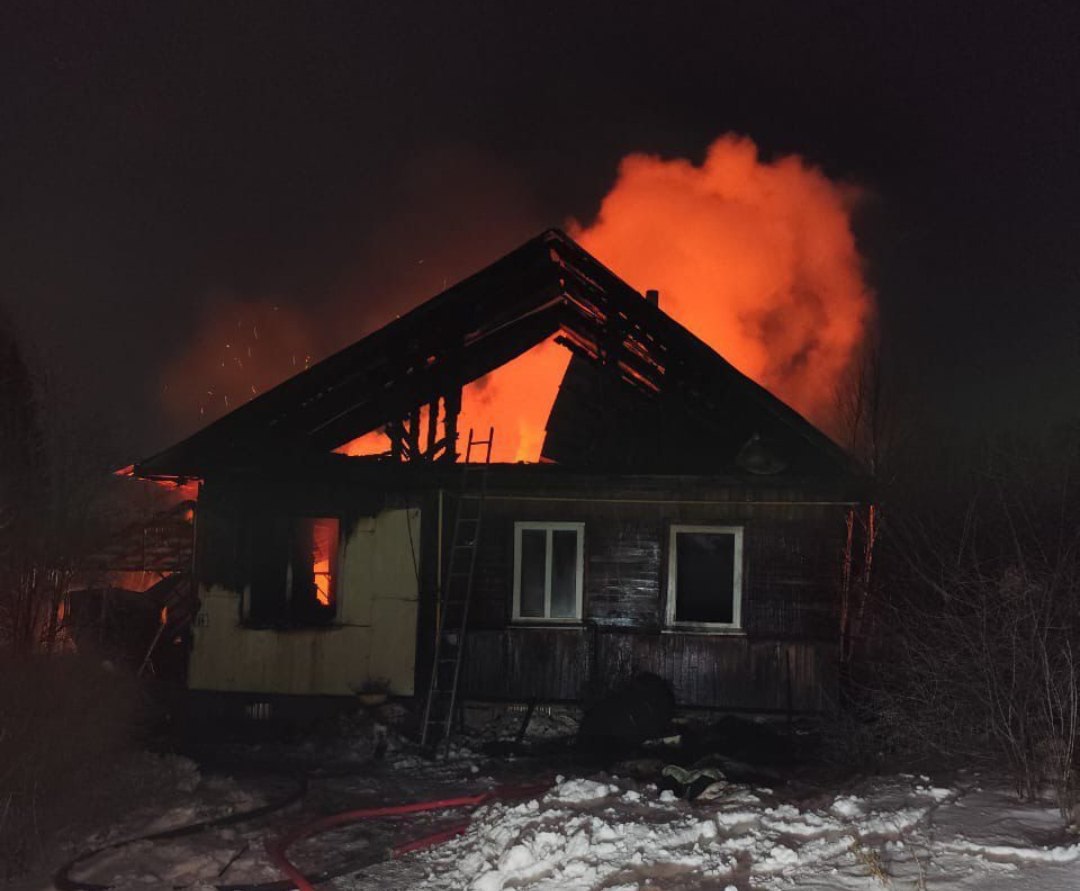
{"left": 666, "top": 524, "right": 744, "bottom": 632}
{"left": 512, "top": 522, "right": 585, "bottom": 623}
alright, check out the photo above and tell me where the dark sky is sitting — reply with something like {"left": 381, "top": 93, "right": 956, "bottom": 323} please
{"left": 2, "top": 1, "right": 1077, "bottom": 457}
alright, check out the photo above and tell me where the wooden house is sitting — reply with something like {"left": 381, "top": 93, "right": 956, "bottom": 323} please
{"left": 133, "top": 230, "right": 867, "bottom": 721}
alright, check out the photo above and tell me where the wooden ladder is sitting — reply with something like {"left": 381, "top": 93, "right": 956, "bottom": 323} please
{"left": 420, "top": 427, "right": 494, "bottom": 756}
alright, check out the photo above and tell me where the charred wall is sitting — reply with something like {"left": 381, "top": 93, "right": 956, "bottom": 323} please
{"left": 454, "top": 488, "right": 851, "bottom": 711}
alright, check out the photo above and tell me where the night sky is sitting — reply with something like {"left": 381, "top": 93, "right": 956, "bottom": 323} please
{"left": 3, "top": 1, "right": 1077, "bottom": 458}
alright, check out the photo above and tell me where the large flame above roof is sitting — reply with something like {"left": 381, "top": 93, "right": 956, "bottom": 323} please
{"left": 392, "top": 134, "right": 871, "bottom": 461}
{"left": 163, "top": 135, "right": 872, "bottom": 465}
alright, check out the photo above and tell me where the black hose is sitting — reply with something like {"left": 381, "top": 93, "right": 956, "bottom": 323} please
{"left": 54, "top": 746, "right": 463, "bottom": 891}
{"left": 53, "top": 771, "right": 312, "bottom": 891}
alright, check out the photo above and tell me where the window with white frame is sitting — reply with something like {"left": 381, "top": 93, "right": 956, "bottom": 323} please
{"left": 666, "top": 525, "right": 743, "bottom": 630}
{"left": 513, "top": 522, "right": 584, "bottom": 622}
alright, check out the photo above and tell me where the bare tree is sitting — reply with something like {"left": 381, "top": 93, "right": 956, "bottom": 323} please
{"left": 0, "top": 312, "right": 120, "bottom": 652}
{"left": 875, "top": 434, "right": 1080, "bottom": 818}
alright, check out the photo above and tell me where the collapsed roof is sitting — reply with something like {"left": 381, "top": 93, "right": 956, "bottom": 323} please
{"left": 136, "top": 229, "right": 852, "bottom": 480}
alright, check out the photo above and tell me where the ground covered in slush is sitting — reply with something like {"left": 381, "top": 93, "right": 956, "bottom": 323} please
{"left": 35, "top": 713, "right": 1080, "bottom": 891}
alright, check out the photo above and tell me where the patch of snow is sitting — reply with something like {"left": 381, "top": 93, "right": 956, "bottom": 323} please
{"left": 547, "top": 777, "right": 618, "bottom": 802}
{"left": 64, "top": 748, "right": 1080, "bottom": 891}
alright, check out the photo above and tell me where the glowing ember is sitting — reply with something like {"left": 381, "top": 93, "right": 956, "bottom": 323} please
{"left": 115, "top": 464, "right": 200, "bottom": 500}
{"left": 161, "top": 299, "right": 320, "bottom": 434}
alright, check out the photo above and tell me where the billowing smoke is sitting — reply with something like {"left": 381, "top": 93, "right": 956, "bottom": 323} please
{"left": 455, "top": 135, "right": 873, "bottom": 459}
{"left": 575, "top": 134, "right": 872, "bottom": 428}
{"left": 161, "top": 135, "right": 872, "bottom": 460}
{"left": 159, "top": 143, "right": 543, "bottom": 442}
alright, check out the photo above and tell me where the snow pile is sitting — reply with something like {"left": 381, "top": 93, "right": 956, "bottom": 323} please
{"left": 63, "top": 754, "right": 1080, "bottom": 891}
{"left": 398, "top": 773, "right": 1080, "bottom": 890}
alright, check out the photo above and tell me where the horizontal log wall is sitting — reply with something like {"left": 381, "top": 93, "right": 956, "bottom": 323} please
{"left": 457, "top": 493, "right": 848, "bottom": 710}
{"left": 461, "top": 627, "right": 838, "bottom": 712}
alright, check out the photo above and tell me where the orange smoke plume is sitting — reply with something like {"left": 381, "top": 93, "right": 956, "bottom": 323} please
{"left": 574, "top": 134, "right": 871, "bottom": 430}
{"left": 165, "top": 135, "right": 871, "bottom": 465}
{"left": 445, "top": 134, "right": 871, "bottom": 460}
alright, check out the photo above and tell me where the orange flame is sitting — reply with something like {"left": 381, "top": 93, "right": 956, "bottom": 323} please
{"left": 575, "top": 135, "right": 870, "bottom": 429}
{"left": 168, "top": 135, "right": 871, "bottom": 465}
{"left": 458, "top": 339, "right": 570, "bottom": 462}
{"left": 460, "top": 135, "right": 870, "bottom": 458}
{"left": 311, "top": 517, "right": 338, "bottom": 607}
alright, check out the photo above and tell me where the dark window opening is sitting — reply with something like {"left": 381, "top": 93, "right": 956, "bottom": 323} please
{"left": 668, "top": 526, "right": 742, "bottom": 628}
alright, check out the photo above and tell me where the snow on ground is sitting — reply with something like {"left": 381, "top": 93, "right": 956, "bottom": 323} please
{"left": 361, "top": 771, "right": 1080, "bottom": 890}
{"left": 51, "top": 738, "right": 1080, "bottom": 891}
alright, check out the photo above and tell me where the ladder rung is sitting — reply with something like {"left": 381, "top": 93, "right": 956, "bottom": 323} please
{"left": 424, "top": 428, "right": 490, "bottom": 754}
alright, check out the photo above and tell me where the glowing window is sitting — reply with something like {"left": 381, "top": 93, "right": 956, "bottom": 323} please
{"left": 291, "top": 517, "right": 339, "bottom": 617}
{"left": 247, "top": 515, "right": 340, "bottom": 627}
{"left": 309, "top": 517, "right": 338, "bottom": 606}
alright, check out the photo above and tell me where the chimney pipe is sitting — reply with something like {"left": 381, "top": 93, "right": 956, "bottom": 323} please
{"left": 645, "top": 289, "right": 659, "bottom": 306}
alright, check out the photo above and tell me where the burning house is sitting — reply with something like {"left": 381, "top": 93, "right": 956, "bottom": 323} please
{"left": 133, "top": 230, "right": 868, "bottom": 727}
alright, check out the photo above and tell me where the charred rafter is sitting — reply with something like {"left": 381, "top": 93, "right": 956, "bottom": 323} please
{"left": 135, "top": 229, "right": 853, "bottom": 479}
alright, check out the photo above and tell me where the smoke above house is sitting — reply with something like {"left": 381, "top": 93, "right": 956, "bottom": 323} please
{"left": 160, "top": 135, "right": 873, "bottom": 461}
{"left": 576, "top": 134, "right": 871, "bottom": 429}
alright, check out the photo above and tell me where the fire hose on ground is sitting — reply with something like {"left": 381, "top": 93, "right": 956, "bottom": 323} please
{"left": 265, "top": 784, "right": 551, "bottom": 891}
{"left": 54, "top": 774, "right": 551, "bottom": 891}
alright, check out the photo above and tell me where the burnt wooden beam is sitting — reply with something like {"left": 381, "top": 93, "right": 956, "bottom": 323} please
{"left": 425, "top": 398, "right": 439, "bottom": 459}
{"left": 407, "top": 406, "right": 421, "bottom": 462}
{"left": 305, "top": 304, "right": 564, "bottom": 452}
{"left": 388, "top": 419, "right": 404, "bottom": 462}
{"left": 442, "top": 387, "right": 460, "bottom": 463}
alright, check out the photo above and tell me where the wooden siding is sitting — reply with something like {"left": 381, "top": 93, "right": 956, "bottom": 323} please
{"left": 463, "top": 495, "right": 847, "bottom": 635}
{"left": 462, "top": 627, "right": 838, "bottom": 712}
{"left": 453, "top": 492, "right": 848, "bottom": 710}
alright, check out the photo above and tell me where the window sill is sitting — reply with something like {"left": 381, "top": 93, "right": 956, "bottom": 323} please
{"left": 510, "top": 620, "right": 585, "bottom": 629}
{"left": 663, "top": 626, "right": 747, "bottom": 637}
{"left": 240, "top": 622, "right": 343, "bottom": 632}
